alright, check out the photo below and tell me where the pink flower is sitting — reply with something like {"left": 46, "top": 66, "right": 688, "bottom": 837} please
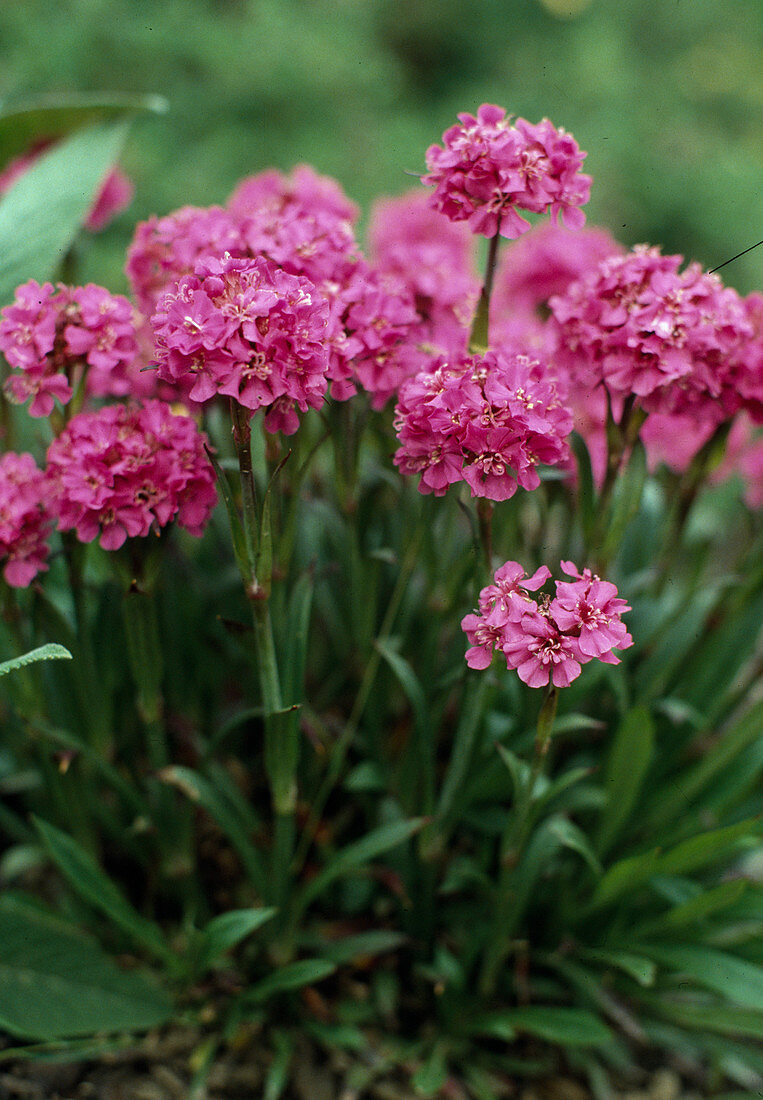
{"left": 0, "top": 452, "right": 52, "bottom": 587}
{"left": 45, "top": 401, "right": 217, "bottom": 551}
{"left": 0, "top": 280, "right": 144, "bottom": 414}
{"left": 550, "top": 245, "right": 755, "bottom": 425}
{"left": 462, "top": 559, "right": 632, "bottom": 687}
{"left": 126, "top": 205, "right": 244, "bottom": 317}
{"left": 151, "top": 253, "right": 331, "bottom": 433}
{"left": 422, "top": 104, "right": 591, "bottom": 240}
{"left": 394, "top": 350, "right": 572, "bottom": 500}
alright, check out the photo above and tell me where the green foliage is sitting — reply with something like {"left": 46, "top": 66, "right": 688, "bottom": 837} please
{"left": 0, "top": 642, "right": 71, "bottom": 677}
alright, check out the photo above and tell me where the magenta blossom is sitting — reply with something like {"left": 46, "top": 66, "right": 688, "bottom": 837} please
{"left": 45, "top": 401, "right": 217, "bottom": 551}
{"left": 394, "top": 350, "right": 572, "bottom": 500}
{"left": 422, "top": 104, "right": 591, "bottom": 240}
{"left": 462, "top": 560, "right": 632, "bottom": 687}
{"left": 0, "top": 452, "right": 53, "bottom": 587}
{"left": 151, "top": 253, "right": 331, "bottom": 433}
{"left": 0, "top": 280, "right": 144, "bottom": 415}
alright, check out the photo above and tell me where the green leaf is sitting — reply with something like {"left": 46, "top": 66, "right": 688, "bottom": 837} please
{"left": 0, "top": 644, "right": 72, "bottom": 678}
{"left": 317, "top": 930, "right": 406, "bottom": 965}
{"left": 204, "top": 446, "right": 251, "bottom": 583}
{"left": 580, "top": 949, "right": 656, "bottom": 987}
{"left": 642, "top": 997, "right": 763, "bottom": 1040}
{"left": 263, "top": 1030, "right": 293, "bottom": 1100}
{"left": 640, "top": 944, "right": 763, "bottom": 1010}
{"left": 198, "top": 908, "right": 276, "bottom": 968}
{"left": 412, "top": 1044, "right": 449, "bottom": 1095}
{"left": 244, "top": 958, "right": 336, "bottom": 1004}
{"left": 596, "top": 705, "right": 654, "bottom": 855}
{"left": 473, "top": 1007, "right": 613, "bottom": 1047}
{"left": 0, "top": 92, "right": 166, "bottom": 164}
{"left": 375, "top": 638, "right": 429, "bottom": 738}
{"left": 33, "top": 818, "right": 172, "bottom": 963}
{"left": 548, "top": 817, "right": 603, "bottom": 876}
{"left": 158, "top": 766, "right": 267, "bottom": 897}
{"left": 0, "top": 121, "right": 130, "bottom": 305}
{"left": 589, "top": 818, "right": 758, "bottom": 911}
{"left": 435, "top": 675, "right": 489, "bottom": 825}
{"left": 637, "top": 878, "right": 748, "bottom": 936}
{"left": 295, "top": 817, "right": 425, "bottom": 915}
{"left": 0, "top": 894, "right": 172, "bottom": 1040}
{"left": 570, "top": 431, "right": 595, "bottom": 540}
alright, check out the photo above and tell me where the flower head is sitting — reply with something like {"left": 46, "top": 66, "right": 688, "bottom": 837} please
{"left": 151, "top": 253, "right": 331, "bottom": 432}
{"left": 0, "top": 452, "right": 53, "bottom": 587}
{"left": 422, "top": 105, "right": 591, "bottom": 239}
{"left": 462, "top": 559, "right": 632, "bottom": 687}
{"left": 394, "top": 350, "right": 572, "bottom": 499}
{"left": 45, "top": 401, "right": 217, "bottom": 550}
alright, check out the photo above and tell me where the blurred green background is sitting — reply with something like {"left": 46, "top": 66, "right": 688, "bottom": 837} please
{"left": 0, "top": 0, "right": 760, "bottom": 295}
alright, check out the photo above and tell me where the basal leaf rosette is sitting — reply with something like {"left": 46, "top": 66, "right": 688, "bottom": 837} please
{"left": 422, "top": 104, "right": 592, "bottom": 239}
{"left": 150, "top": 253, "right": 331, "bottom": 435}
{"left": 462, "top": 560, "right": 633, "bottom": 688}
{"left": 45, "top": 401, "right": 217, "bottom": 551}
{"left": 0, "top": 452, "right": 53, "bottom": 587}
{"left": 393, "top": 349, "right": 572, "bottom": 500}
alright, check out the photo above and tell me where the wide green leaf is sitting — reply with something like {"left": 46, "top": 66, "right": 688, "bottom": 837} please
{"left": 0, "top": 120, "right": 131, "bottom": 305}
{"left": 640, "top": 944, "right": 763, "bottom": 1010}
{"left": 0, "top": 92, "right": 166, "bottom": 163}
{"left": 198, "top": 908, "right": 277, "bottom": 969}
{"left": 471, "top": 1007, "right": 612, "bottom": 1046}
{"left": 0, "top": 894, "right": 172, "bottom": 1040}
{"left": 33, "top": 817, "right": 172, "bottom": 963}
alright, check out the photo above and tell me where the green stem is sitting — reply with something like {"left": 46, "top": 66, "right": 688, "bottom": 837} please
{"left": 469, "top": 229, "right": 502, "bottom": 352}
{"left": 588, "top": 394, "right": 646, "bottom": 570}
{"left": 62, "top": 534, "right": 112, "bottom": 756}
{"left": 290, "top": 519, "right": 425, "bottom": 877}
{"left": 478, "top": 684, "right": 558, "bottom": 997}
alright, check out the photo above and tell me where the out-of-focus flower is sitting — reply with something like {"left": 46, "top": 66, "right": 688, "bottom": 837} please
{"left": 462, "top": 559, "right": 632, "bottom": 687}
{"left": 45, "top": 401, "right": 217, "bottom": 551}
{"left": 151, "top": 253, "right": 330, "bottom": 433}
{"left": 368, "top": 188, "right": 479, "bottom": 355}
{"left": 394, "top": 350, "right": 572, "bottom": 500}
{"left": 0, "top": 452, "right": 52, "bottom": 587}
{"left": 550, "top": 245, "right": 755, "bottom": 423}
{"left": 422, "top": 104, "right": 591, "bottom": 239}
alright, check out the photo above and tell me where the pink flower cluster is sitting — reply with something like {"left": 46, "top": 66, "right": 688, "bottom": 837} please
{"left": 549, "top": 245, "right": 757, "bottom": 425}
{"left": 422, "top": 105, "right": 592, "bottom": 239}
{"left": 462, "top": 560, "right": 633, "bottom": 688}
{"left": 0, "top": 280, "right": 144, "bottom": 416}
{"left": 151, "top": 253, "right": 330, "bottom": 434}
{"left": 45, "top": 401, "right": 217, "bottom": 551}
{"left": 0, "top": 452, "right": 52, "bottom": 587}
{"left": 393, "top": 350, "right": 572, "bottom": 500}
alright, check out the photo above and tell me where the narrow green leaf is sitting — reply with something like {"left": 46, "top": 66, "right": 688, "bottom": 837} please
{"left": 317, "top": 930, "right": 406, "bottom": 965}
{"left": 603, "top": 438, "right": 647, "bottom": 562}
{"left": 580, "top": 949, "right": 656, "bottom": 987}
{"left": 263, "top": 1030, "right": 293, "bottom": 1100}
{"left": 0, "top": 895, "right": 172, "bottom": 1040}
{"left": 596, "top": 706, "right": 654, "bottom": 855}
{"left": 33, "top": 818, "right": 172, "bottom": 963}
{"left": 436, "top": 676, "right": 489, "bottom": 823}
{"left": 158, "top": 766, "right": 267, "bottom": 896}
{"left": 640, "top": 944, "right": 763, "bottom": 1010}
{"left": 412, "top": 1044, "right": 448, "bottom": 1095}
{"left": 245, "top": 959, "right": 336, "bottom": 1004}
{"left": 642, "top": 997, "right": 763, "bottom": 1040}
{"left": 0, "top": 121, "right": 131, "bottom": 304}
{"left": 548, "top": 817, "right": 603, "bottom": 876}
{"left": 589, "top": 818, "right": 757, "bottom": 911}
{"left": 478, "top": 1007, "right": 613, "bottom": 1046}
{"left": 296, "top": 817, "right": 425, "bottom": 913}
{"left": 637, "top": 879, "right": 748, "bottom": 936}
{"left": 0, "top": 644, "right": 72, "bottom": 678}
{"left": 199, "top": 908, "right": 276, "bottom": 967}
{"left": 375, "top": 638, "right": 429, "bottom": 737}
{"left": 257, "top": 450, "right": 291, "bottom": 597}
{"left": 570, "top": 431, "right": 595, "bottom": 540}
